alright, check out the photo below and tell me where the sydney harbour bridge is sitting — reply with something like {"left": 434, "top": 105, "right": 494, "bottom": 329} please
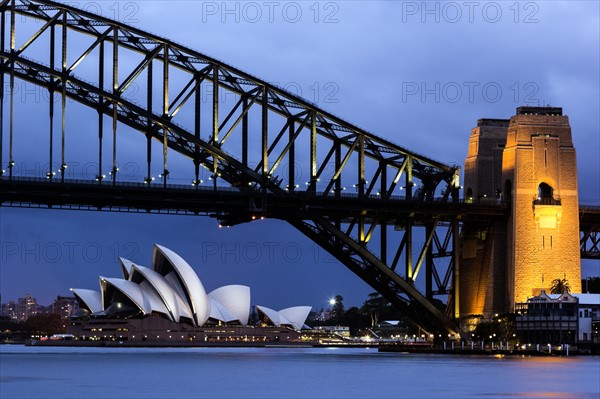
{"left": 0, "top": 0, "right": 598, "bottom": 335}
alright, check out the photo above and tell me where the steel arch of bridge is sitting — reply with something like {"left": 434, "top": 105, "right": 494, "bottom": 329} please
{"left": 0, "top": 0, "right": 478, "bottom": 334}
{"left": 580, "top": 206, "right": 600, "bottom": 260}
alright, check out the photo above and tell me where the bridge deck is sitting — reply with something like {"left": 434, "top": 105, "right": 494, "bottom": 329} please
{"left": 0, "top": 177, "right": 507, "bottom": 224}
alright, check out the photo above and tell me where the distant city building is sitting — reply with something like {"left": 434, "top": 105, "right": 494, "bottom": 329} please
{"left": 321, "top": 309, "right": 333, "bottom": 321}
{"left": 309, "top": 308, "right": 333, "bottom": 322}
{"left": 51, "top": 296, "right": 79, "bottom": 318}
{"left": 1, "top": 301, "right": 18, "bottom": 321}
{"left": 0, "top": 294, "right": 40, "bottom": 321}
{"left": 1, "top": 295, "right": 78, "bottom": 321}
{"left": 515, "top": 290, "right": 600, "bottom": 347}
{"left": 36, "top": 305, "right": 52, "bottom": 315}
{"left": 16, "top": 294, "right": 38, "bottom": 322}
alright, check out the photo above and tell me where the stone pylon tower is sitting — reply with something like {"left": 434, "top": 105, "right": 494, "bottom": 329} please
{"left": 502, "top": 107, "right": 581, "bottom": 308}
{"left": 461, "top": 119, "right": 510, "bottom": 316}
{"left": 460, "top": 106, "right": 581, "bottom": 317}
{"left": 464, "top": 119, "right": 509, "bottom": 202}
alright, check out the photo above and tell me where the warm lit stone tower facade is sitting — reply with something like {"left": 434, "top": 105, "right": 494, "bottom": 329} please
{"left": 461, "top": 106, "right": 581, "bottom": 316}
{"left": 461, "top": 119, "right": 510, "bottom": 316}
{"left": 464, "top": 119, "right": 509, "bottom": 202}
{"left": 502, "top": 107, "right": 581, "bottom": 307}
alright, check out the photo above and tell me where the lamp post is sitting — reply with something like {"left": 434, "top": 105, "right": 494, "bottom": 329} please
{"left": 328, "top": 298, "right": 336, "bottom": 321}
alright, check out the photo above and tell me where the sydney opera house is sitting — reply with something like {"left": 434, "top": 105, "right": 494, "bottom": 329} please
{"left": 68, "top": 244, "right": 312, "bottom": 343}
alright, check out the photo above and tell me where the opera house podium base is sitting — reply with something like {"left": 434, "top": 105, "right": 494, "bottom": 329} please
{"left": 67, "top": 315, "right": 307, "bottom": 344}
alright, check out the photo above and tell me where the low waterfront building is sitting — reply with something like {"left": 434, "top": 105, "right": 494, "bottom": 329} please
{"left": 515, "top": 290, "right": 600, "bottom": 348}
{"left": 576, "top": 294, "right": 600, "bottom": 345}
{"left": 308, "top": 325, "right": 350, "bottom": 338}
{"left": 376, "top": 320, "right": 410, "bottom": 338}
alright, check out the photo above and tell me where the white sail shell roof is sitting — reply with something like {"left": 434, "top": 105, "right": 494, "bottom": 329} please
{"left": 101, "top": 277, "right": 149, "bottom": 314}
{"left": 70, "top": 288, "right": 103, "bottom": 313}
{"left": 279, "top": 306, "right": 312, "bottom": 330}
{"left": 130, "top": 265, "right": 192, "bottom": 323}
{"left": 75, "top": 244, "right": 311, "bottom": 330}
{"left": 164, "top": 272, "right": 188, "bottom": 302}
{"left": 173, "top": 292, "right": 193, "bottom": 320}
{"left": 256, "top": 305, "right": 282, "bottom": 326}
{"left": 161, "top": 271, "right": 193, "bottom": 320}
{"left": 119, "top": 257, "right": 135, "bottom": 280}
{"left": 100, "top": 277, "right": 168, "bottom": 315}
{"left": 208, "top": 285, "right": 251, "bottom": 325}
{"left": 257, "top": 305, "right": 311, "bottom": 330}
{"left": 138, "top": 281, "right": 171, "bottom": 318}
{"left": 153, "top": 244, "right": 210, "bottom": 326}
{"left": 209, "top": 298, "right": 238, "bottom": 323}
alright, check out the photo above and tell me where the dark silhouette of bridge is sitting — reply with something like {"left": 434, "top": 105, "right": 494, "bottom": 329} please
{"left": 0, "top": 0, "right": 597, "bottom": 335}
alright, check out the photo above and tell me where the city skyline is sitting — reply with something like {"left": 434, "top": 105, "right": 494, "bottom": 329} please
{"left": 0, "top": 293, "right": 77, "bottom": 322}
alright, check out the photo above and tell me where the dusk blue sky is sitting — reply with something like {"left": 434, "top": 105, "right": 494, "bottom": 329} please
{"left": 0, "top": 1, "right": 598, "bottom": 310}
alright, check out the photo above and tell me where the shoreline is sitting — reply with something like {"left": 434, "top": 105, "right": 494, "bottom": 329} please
{"left": 378, "top": 343, "right": 598, "bottom": 357}
{"left": 1, "top": 341, "right": 597, "bottom": 356}
{"left": 4, "top": 340, "right": 376, "bottom": 349}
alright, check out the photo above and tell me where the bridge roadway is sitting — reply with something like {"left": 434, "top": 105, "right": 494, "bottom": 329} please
{"left": 2, "top": 177, "right": 597, "bottom": 261}
{"left": 0, "top": 177, "right": 507, "bottom": 224}
{"left": 580, "top": 205, "right": 600, "bottom": 228}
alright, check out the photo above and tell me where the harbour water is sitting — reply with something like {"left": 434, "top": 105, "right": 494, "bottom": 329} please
{"left": 1, "top": 346, "right": 598, "bottom": 398}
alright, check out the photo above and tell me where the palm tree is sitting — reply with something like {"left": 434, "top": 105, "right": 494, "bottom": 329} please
{"left": 550, "top": 278, "right": 571, "bottom": 294}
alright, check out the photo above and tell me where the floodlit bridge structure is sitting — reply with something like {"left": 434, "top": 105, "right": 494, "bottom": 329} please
{"left": 0, "top": 0, "right": 597, "bottom": 335}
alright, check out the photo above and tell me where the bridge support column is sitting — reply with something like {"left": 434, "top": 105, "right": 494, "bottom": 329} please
{"left": 453, "top": 219, "right": 460, "bottom": 319}
{"left": 425, "top": 222, "right": 433, "bottom": 299}
{"left": 406, "top": 217, "right": 413, "bottom": 281}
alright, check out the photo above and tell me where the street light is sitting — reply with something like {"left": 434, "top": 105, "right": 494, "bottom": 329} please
{"left": 327, "top": 298, "right": 337, "bottom": 323}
